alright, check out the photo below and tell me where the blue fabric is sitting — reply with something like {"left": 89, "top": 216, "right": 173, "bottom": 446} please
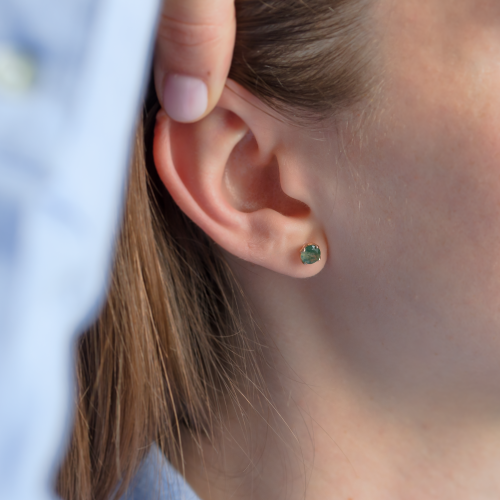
{"left": 0, "top": 0, "right": 161, "bottom": 499}
{"left": 122, "top": 445, "right": 200, "bottom": 500}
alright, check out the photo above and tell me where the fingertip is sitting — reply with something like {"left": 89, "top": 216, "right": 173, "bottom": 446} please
{"left": 155, "top": 0, "right": 235, "bottom": 122}
{"left": 163, "top": 74, "right": 208, "bottom": 123}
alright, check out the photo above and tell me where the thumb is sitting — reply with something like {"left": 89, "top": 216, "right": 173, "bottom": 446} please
{"left": 154, "top": 0, "right": 236, "bottom": 123}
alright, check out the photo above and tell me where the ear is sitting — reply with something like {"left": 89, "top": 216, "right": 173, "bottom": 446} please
{"left": 153, "top": 80, "right": 327, "bottom": 278}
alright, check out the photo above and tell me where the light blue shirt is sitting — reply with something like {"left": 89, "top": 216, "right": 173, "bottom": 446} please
{"left": 0, "top": 1, "right": 161, "bottom": 499}
{"left": 122, "top": 445, "right": 200, "bottom": 500}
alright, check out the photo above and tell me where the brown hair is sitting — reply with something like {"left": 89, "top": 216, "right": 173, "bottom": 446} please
{"left": 56, "top": 1, "right": 376, "bottom": 499}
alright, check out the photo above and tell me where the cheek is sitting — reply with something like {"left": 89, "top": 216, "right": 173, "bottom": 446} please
{"left": 363, "top": 0, "right": 500, "bottom": 298}
{"left": 350, "top": 87, "right": 500, "bottom": 313}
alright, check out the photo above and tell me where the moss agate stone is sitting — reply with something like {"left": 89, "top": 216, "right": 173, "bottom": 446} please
{"left": 300, "top": 244, "right": 321, "bottom": 265}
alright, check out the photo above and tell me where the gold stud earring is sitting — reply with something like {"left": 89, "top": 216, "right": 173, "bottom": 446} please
{"left": 300, "top": 243, "right": 321, "bottom": 265}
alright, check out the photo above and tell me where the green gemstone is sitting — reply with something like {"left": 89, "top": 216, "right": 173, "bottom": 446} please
{"left": 300, "top": 244, "right": 321, "bottom": 265}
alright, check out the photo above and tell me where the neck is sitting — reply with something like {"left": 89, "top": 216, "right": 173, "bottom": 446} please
{"left": 181, "top": 258, "right": 500, "bottom": 500}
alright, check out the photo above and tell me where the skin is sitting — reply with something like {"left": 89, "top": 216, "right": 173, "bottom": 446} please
{"left": 154, "top": 0, "right": 500, "bottom": 498}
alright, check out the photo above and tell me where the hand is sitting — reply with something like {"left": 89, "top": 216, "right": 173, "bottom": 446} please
{"left": 154, "top": 0, "right": 236, "bottom": 122}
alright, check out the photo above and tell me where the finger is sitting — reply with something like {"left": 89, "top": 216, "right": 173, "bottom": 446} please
{"left": 154, "top": 0, "right": 236, "bottom": 123}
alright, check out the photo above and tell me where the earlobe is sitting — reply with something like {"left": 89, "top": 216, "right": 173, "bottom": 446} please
{"left": 153, "top": 80, "right": 327, "bottom": 278}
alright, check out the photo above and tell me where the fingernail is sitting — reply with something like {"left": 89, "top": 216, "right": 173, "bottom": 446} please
{"left": 163, "top": 74, "right": 208, "bottom": 122}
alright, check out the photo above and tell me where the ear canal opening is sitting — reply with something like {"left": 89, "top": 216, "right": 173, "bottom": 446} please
{"left": 224, "top": 133, "right": 310, "bottom": 218}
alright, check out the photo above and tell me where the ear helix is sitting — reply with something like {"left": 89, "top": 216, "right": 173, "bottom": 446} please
{"left": 300, "top": 243, "right": 321, "bottom": 265}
